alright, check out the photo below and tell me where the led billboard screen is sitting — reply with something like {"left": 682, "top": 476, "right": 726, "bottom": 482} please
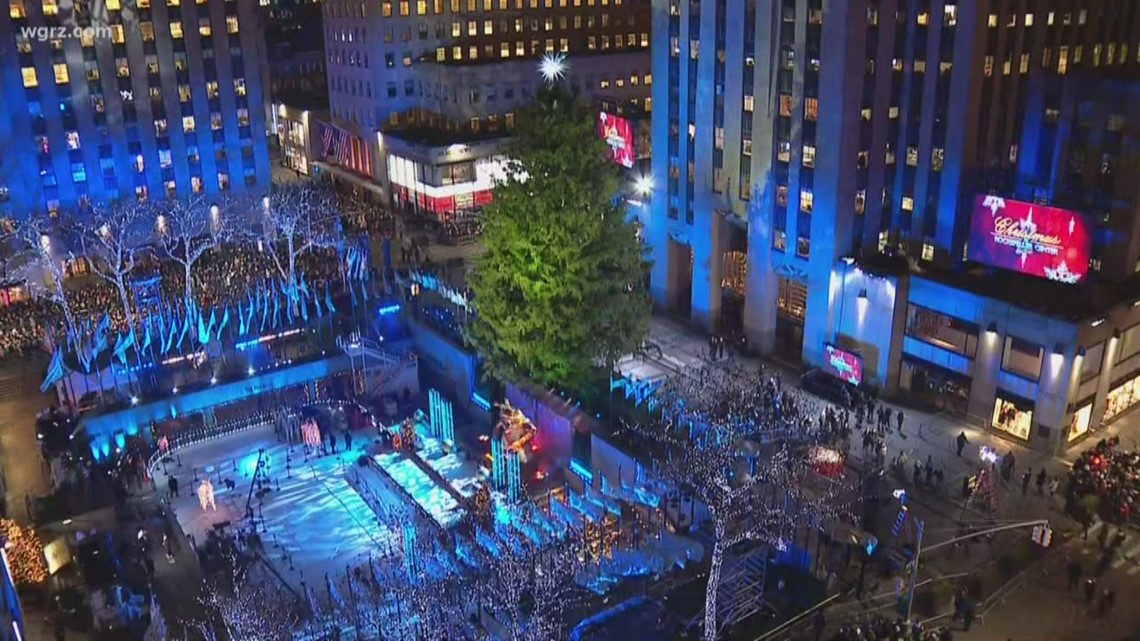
{"left": 823, "top": 344, "right": 863, "bottom": 387}
{"left": 597, "top": 112, "right": 635, "bottom": 168}
{"left": 967, "top": 195, "right": 1091, "bottom": 284}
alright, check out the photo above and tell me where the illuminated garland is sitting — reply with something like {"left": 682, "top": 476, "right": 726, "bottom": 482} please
{"left": 622, "top": 366, "right": 856, "bottom": 641}
{"left": 0, "top": 519, "right": 46, "bottom": 586}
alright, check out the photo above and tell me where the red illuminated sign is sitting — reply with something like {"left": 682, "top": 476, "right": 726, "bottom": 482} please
{"left": 597, "top": 112, "right": 635, "bottom": 168}
{"left": 967, "top": 195, "right": 1091, "bottom": 284}
{"left": 824, "top": 344, "right": 863, "bottom": 387}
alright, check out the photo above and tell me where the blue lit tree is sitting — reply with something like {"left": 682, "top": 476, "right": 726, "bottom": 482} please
{"left": 155, "top": 195, "right": 235, "bottom": 311}
{"left": 16, "top": 215, "right": 78, "bottom": 337}
{"left": 76, "top": 200, "right": 152, "bottom": 327}
{"left": 256, "top": 182, "right": 340, "bottom": 307}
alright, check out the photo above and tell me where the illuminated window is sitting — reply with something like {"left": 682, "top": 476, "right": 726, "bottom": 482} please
{"left": 906, "top": 147, "right": 918, "bottom": 166}
{"left": 943, "top": 4, "right": 957, "bottom": 26}
{"left": 914, "top": 60, "right": 926, "bottom": 73}
{"left": 381, "top": 2, "right": 391, "bottom": 16}
{"left": 452, "top": 46, "right": 462, "bottom": 60}
{"left": 111, "top": 24, "right": 125, "bottom": 43}
{"left": 233, "top": 78, "right": 245, "bottom": 96}
{"left": 9, "top": 0, "right": 25, "bottom": 18}
{"left": 1019, "top": 53, "right": 1029, "bottom": 74}
{"left": 467, "top": 20, "right": 476, "bottom": 35}
{"left": 854, "top": 190, "right": 865, "bottom": 214}
{"left": 931, "top": 148, "right": 944, "bottom": 171}
{"left": 917, "top": 11, "right": 928, "bottom": 25}
{"left": 484, "top": 19, "right": 493, "bottom": 34}
{"left": 217, "top": 173, "right": 229, "bottom": 191}
{"left": 198, "top": 18, "right": 211, "bottom": 37}
{"left": 21, "top": 67, "right": 37, "bottom": 88}
{"left": 236, "top": 108, "right": 249, "bottom": 127}
{"left": 399, "top": 0, "right": 409, "bottom": 15}
{"left": 1024, "top": 13, "right": 1033, "bottom": 26}
{"left": 53, "top": 62, "right": 68, "bottom": 83}
{"left": 171, "top": 22, "right": 183, "bottom": 38}
{"left": 226, "top": 16, "right": 239, "bottom": 34}
{"left": 798, "top": 143, "right": 816, "bottom": 165}
{"left": 987, "top": 13, "right": 997, "bottom": 27}
{"left": 901, "top": 196, "right": 914, "bottom": 211}
{"left": 67, "top": 132, "right": 82, "bottom": 150}
{"left": 888, "top": 106, "right": 899, "bottom": 119}
{"left": 500, "top": 42, "right": 510, "bottom": 57}
{"left": 42, "top": 0, "right": 57, "bottom": 15}
{"left": 178, "top": 85, "right": 191, "bottom": 103}
{"left": 804, "top": 97, "right": 818, "bottom": 121}
{"left": 436, "top": 47, "right": 446, "bottom": 61}
{"left": 743, "top": 95, "right": 753, "bottom": 112}
{"left": 800, "top": 188, "right": 813, "bottom": 212}
{"left": 206, "top": 81, "right": 218, "bottom": 98}
{"left": 416, "top": 0, "right": 426, "bottom": 13}
{"left": 983, "top": 55, "right": 994, "bottom": 76}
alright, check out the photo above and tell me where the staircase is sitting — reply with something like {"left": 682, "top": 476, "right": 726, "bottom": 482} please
{"left": 337, "top": 334, "right": 418, "bottom": 398}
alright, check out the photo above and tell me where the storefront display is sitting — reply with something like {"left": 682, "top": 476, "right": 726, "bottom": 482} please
{"left": 992, "top": 393, "right": 1033, "bottom": 440}
{"left": 1068, "top": 403, "right": 1093, "bottom": 442}
{"left": 1105, "top": 372, "right": 1140, "bottom": 422}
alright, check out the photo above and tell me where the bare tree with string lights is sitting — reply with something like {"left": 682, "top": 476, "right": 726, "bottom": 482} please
{"left": 154, "top": 195, "right": 234, "bottom": 312}
{"left": 254, "top": 182, "right": 341, "bottom": 306}
{"left": 194, "top": 560, "right": 300, "bottom": 641}
{"left": 622, "top": 366, "right": 852, "bottom": 641}
{"left": 475, "top": 536, "right": 588, "bottom": 641}
{"left": 76, "top": 200, "right": 153, "bottom": 328}
{"left": 15, "top": 215, "right": 78, "bottom": 337}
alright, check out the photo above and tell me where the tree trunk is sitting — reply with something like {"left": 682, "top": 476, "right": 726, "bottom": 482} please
{"left": 184, "top": 261, "right": 194, "bottom": 312}
{"left": 51, "top": 269, "right": 77, "bottom": 337}
{"left": 704, "top": 526, "right": 726, "bottom": 641}
{"left": 117, "top": 280, "right": 134, "bottom": 329}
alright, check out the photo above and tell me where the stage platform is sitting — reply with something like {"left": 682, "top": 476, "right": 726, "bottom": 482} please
{"left": 153, "top": 424, "right": 402, "bottom": 592}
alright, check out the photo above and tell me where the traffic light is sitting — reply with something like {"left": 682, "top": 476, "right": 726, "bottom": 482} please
{"left": 1031, "top": 524, "right": 1053, "bottom": 547}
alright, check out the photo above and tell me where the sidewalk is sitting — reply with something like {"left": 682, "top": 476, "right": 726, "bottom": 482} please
{"left": 649, "top": 316, "right": 1079, "bottom": 507}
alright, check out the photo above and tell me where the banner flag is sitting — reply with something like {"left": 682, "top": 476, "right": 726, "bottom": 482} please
{"left": 39, "top": 347, "right": 67, "bottom": 394}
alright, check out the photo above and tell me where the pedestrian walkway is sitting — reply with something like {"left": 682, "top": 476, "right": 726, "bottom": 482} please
{"left": 1077, "top": 520, "right": 1140, "bottom": 576}
{"left": 648, "top": 316, "right": 1072, "bottom": 511}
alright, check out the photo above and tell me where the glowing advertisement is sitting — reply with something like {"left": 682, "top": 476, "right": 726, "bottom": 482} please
{"left": 597, "top": 112, "right": 635, "bottom": 168}
{"left": 967, "top": 195, "right": 1092, "bottom": 284}
{"left": 823, "top": 343, "right": 863, "bottom": 386}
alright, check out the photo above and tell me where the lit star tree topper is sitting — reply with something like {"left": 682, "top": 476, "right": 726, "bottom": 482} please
{"left": 538, "top": 52, "right": 568, "bottom": 84}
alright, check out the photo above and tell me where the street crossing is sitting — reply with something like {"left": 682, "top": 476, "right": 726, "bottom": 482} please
{"left": 1078, "top": 520, "right": 1140, "bottom": 575}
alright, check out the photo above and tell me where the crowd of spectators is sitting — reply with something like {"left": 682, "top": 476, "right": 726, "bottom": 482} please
{"left": 1067, "top": 436, "right": 1138, "bottom": 525}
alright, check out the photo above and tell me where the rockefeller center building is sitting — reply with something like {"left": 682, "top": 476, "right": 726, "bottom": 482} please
{"left": 318, "top": 0, "right": 652, "bottom": 218}
{"left": 648, "top": 0, "right": 1140, "bottom": 453}
{"left": 0, "top": 0, "right": 272, "bottom": 219}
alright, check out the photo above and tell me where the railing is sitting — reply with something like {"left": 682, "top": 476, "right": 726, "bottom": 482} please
{"left": 145, "top": 399, "right": 356, "bottom": 477}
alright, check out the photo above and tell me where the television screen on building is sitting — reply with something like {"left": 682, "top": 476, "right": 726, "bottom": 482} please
{"left": 597, "top": 112, "right": 635, "bottom": 168}
{"left": 823, "top": 343, "right": 863, "bottom": 386}
{"left": 967, "top": 195, "right": 1091, "bottom": 284}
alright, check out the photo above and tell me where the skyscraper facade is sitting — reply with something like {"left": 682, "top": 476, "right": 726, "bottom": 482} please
{"left": 0, "top": 0, "right": 272, "bottom": 220}
{"left": 319, "top": 0, "right": 652, "bottom": 217}
{"left": 649, "top": 0, "right": 1140, "bottom": 453}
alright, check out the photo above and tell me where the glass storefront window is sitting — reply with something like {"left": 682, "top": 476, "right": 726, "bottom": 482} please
{"left": 992, "top": 394, "right": 1033, "bottom": 440}
{"left": 1068, "top": 403, "right": 1092, "bottom": 442}
{"left": 1105, "top": 373, "right": 1140, "bottom": 421}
